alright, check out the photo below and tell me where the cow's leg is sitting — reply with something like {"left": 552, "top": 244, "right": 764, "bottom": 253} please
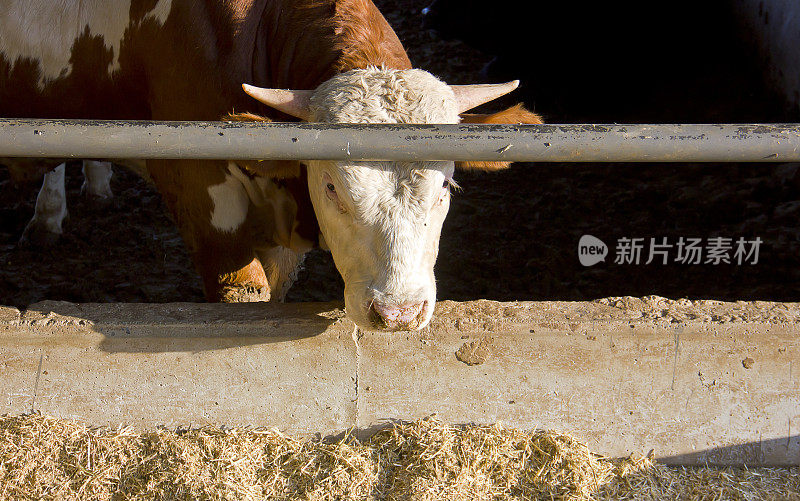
{"left": 80, "top": 160, "right": 113, "bottom": 201}
{"left": 256, "top": 246, "right": 305, "bottom": 301}
{"left": 20, "top": 163, "right": 68, "bottom": 246}
{"left": 147, "top": 159, "right": 272, "bottom": 302}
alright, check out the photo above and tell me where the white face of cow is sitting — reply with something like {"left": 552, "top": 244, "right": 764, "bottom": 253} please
{"left": 306, "top": 158, "right": 453, "bottom": 331}
{"left": 306, "top": 69, "right": 459, "bottom": 331}
{"left": 243, "top": 67, "right": 520, "bottom": 331}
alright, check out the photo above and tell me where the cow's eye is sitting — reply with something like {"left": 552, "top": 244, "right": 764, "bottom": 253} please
{"left": 324, "top": 179, "right": 346, "bottom": 213}
{"left": 325, "top": 182, "right": 338, "bottom": 202}
{"left": 437, "top": 178, "right": 452, "bottom": 206}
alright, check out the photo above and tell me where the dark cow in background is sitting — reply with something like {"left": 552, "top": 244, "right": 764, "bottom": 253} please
{"left": 0, "top": 0, "right": 541, "bottom": 330}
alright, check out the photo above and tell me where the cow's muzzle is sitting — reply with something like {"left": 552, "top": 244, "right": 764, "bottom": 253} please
{"left": 368, "top": 300, "right": 428, "bottom": 331}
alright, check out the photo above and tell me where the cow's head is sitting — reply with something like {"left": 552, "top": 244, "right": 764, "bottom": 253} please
{"left": 243, "top": 67, "right": 528, "bottom": 331}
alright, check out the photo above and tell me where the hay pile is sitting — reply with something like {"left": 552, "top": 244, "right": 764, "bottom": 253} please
{"left": 1, "top": 414, "right": 798, "bottom": 500}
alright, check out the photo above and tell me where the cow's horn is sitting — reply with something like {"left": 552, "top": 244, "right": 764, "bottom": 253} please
{"left": 450, "top": 80, "right": 520, "bottom": 113}
{"left": 242, "top": 84, "right": 313, "bottom": 121}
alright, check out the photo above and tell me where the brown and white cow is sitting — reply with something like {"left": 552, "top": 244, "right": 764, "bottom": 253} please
{"left": 0, "top": 0, "right": 542, "bottom": 330}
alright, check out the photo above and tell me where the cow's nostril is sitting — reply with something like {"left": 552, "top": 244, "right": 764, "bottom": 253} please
{"left": 370, "top": 301, "right": 426, "bottom": 330}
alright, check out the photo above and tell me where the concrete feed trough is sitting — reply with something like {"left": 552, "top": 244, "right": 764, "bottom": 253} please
{"left": 1, "top": 297, "right": 798, "bottom": 466}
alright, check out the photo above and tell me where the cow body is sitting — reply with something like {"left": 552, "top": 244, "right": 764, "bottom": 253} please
{"left": 1, "top": 0, "right": 541, "bottom": 329}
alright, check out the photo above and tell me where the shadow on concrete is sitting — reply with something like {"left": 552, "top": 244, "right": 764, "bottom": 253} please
{"left": 22, "top": 300, "right": 345, "bottom": 353}
{"left": 657, "top": 435, "right": 800, "bottom": 467}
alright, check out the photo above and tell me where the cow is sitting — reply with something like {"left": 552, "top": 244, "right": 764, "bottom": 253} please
{"left": 3, "top": 159, "right": 114, "bottom": 245}
{"left": 0, "top": 0, "right": 542, "bottom": 331}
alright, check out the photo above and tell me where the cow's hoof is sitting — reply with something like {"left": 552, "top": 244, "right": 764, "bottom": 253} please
{"left": 19, "top": 224, "right": 61, "bottom": 247}
{"left": 218, "top": 285, "right": 271, "bottom": 303}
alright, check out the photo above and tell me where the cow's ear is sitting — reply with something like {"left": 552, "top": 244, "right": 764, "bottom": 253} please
{"left": 223, "top": 113, "right": 302, "bottom": 178}
{"left": 457, "top": 103, "right": 543, "bottom": 171}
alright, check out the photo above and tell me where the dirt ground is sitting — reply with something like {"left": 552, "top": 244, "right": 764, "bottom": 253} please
{"left": 1, "top": 1, "right": 799, "bottom": 307}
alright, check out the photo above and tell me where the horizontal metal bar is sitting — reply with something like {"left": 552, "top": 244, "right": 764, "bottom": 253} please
{"left": 0, "top": 119, "right": 799, "bottom": 162}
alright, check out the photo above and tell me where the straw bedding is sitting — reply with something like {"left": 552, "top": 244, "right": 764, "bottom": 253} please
{"left": 1, "top": 414, "right": 798, "bottom": 500}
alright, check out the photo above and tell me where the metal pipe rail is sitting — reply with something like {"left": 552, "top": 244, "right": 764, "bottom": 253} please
{"left": 1, "top": 119, "right": 799, "bottom": 162}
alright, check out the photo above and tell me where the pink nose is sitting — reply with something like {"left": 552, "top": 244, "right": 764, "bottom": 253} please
{"left": 370, "top": 301, "right": 426, "bottom": 330}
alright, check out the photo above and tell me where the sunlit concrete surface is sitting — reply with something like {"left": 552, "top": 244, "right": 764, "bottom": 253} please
{"left": 1, "top": 298, "right": 798, "bottom": 465}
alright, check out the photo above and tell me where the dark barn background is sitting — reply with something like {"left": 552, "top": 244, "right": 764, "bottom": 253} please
{"left": 1, "top": 0, "right": 798, "bottom": 307}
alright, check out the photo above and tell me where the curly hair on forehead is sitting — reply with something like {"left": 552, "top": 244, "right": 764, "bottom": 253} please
{"left": 309, "top": 67, "right": 460, "bottom": 124}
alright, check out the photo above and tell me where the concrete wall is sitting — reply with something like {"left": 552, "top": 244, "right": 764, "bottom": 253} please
{"left": 734, "top": 0, "right": 800, "bottom": 112}
{"left": 1, "top": 298, "right": 798, "bottom": 465}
